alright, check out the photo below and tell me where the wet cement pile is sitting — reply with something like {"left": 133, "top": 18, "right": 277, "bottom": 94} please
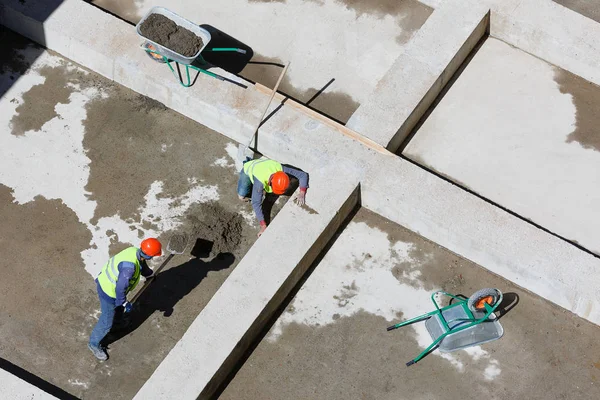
{"left": 186, "top": 202, "right": 243, "bottom": 257}
{"left": 139, "top": 14, "right": 204, "bottom": 57}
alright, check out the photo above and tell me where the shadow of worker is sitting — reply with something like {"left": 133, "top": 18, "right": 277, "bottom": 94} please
{"left": 104, "top": 252, "right": 235, "bottom": 346}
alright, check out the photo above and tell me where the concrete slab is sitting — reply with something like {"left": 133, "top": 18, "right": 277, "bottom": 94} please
{"left": 0, "top": 369, "right": 58, "bottom": 400}
{"left": 221, "top": 208, "right": 600, "bottom": 400}
{"left": 134, "top": 180, "right": 360, "bottom": 400}
{"left": 554, "top": 0, "right": 600, "bottom": 23}
{"left": 491, "top": 0, "right": 600, "bottom": 88}
{"left": 90, "top": 0, "right": 434, "bottom": 123}
{"left": 5, "top": 0, "right": 600, "bottom": 397}
{"left": 403, "top": 37, "right": 600, "bottom": 255}
{"left": 345, "top": 0, "right": 490, "bottom": 151}
{"left": 5, "top": 0, "right": 598, "bottom": 328}
{"left": 0, "top": 30, "right": 285, "bottom": 399}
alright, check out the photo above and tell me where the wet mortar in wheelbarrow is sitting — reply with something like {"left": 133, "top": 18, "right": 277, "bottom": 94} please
{"left": 136, "top": 6, "right": 248, "bottom": 87}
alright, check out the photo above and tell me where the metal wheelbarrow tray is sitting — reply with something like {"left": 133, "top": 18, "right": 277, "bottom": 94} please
{"left": 387, "top": 288, "right": 504, "bottom": 366}
{"left": 136, "top": 6, "right": 211, "bottom": 65}
{"left": 135, "top": 7, "right": 247, "bottom": 88}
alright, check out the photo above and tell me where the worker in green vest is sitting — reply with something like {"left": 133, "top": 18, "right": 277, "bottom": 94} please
{"left": 237, "top": 157, "right": 309, "bottom": 237}
{"left": 88, "top": 238, "right": 161, "bottom": 361}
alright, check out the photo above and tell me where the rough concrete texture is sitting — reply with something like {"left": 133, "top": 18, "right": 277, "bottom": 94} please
{"left": 91, "top": 0, "right": 433, "bottom": 123}
{"left": 0, "top": 369, "right": 57, "bottom": 400}
{"left": 5, "top": 0, "right": 600, "bottom": 397}
{"left": 0, "top": 31, "right": 286, "bottom": 399}
{"left": 554, "top": 0, "right": 600, "bottom": 23}
{"left": 491, "top": 0, "right": 600, "bottom": 89}
{"left": 221, "top": 208, "right": 600, "bottom": 400}
{"left": 346, "top": 0, "right": 490, "bottom": 150}
{"left": 134, "top": 181, "right": 361, "bottom": 399}
{"left": 403, "top": 37, "right": 600, "bottom": 255}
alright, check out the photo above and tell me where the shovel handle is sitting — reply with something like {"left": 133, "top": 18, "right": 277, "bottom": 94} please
{"left": 153, "top": 253, "right": 175, "bottom": 276}
{"left": 130, "top": 253, "right": 175, "bottom": 304}
{"left": 244, "top": 62, "right": 290, "bottom": 149}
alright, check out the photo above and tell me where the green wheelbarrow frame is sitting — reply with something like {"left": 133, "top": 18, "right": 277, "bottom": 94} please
{"left": 387, "top": 288, "right": 503, "bottom": 366}
{"left": 143, "top": 46, "right": 248, "bottom": 88}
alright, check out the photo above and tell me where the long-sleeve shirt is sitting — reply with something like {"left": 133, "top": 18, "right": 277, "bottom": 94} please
{"left": 251, "top": 166, "right": 309, "bottom": 223}
{"left": 97, "top": 250, "right": 154, "bottom": 306}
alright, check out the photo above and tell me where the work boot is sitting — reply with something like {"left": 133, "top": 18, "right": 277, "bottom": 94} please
{"left": 238, "top": 195, "right": 251, "bottom": 203}
{"left": 88, "top": 343, "right": 108, "bottom": 361}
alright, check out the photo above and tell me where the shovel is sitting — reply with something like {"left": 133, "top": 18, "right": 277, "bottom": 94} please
{"left": 130, "top": 232, "right": 189, "bottom": 304}
{"left": 236, "top": 62, "right": 290, "bottom": 170}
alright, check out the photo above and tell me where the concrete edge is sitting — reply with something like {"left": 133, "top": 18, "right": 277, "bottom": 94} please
{"left": 362, "top": 156, "right": 600, "bottom": 325}
{"left": 0, "top": 368, "right": 59, "bottom": 400}
{"left": 3, "top": 1, "right": 600, "bottom": 398}
{"left": 2, "top": 0, "right": 598, "bottom": 333}
{"left": 133, "top": 181, "right": 361, "bottom": 400}
{"left": 200, "top": 184, "right": 361, "bottom": 399}
{"left": 491, "top": 0, "right": 600, "bottom": 87}
{"left": 390, "top": 10, "right": 490, "bottom": 152}
{"left": 345, "top": 0, "right": 490, "bottom": 152}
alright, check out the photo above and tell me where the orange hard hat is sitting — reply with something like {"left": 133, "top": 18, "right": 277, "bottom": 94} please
{"left": 140, "top": 238, "right": 162, "bottom": 258}
{"left": 270, "top": 171, "right": 290, "bottom": 195}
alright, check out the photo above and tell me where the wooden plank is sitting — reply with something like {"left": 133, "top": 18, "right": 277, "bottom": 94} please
{"left": 254, "top": 83, "right": 391, "bottom": 155}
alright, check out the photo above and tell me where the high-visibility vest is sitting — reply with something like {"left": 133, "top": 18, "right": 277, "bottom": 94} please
{"left": 243, "top": 158, "right": 283, "bottom": 194}
{"left": 97, "top": 247, "right": 141, "bottom": 299}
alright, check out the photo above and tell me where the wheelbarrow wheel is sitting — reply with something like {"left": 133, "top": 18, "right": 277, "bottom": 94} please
{"left": 468, "top": 288, "right": 500, "bottom": 313}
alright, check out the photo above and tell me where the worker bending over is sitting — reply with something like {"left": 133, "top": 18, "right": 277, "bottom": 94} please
{"left": 88, "top": 238, "right": 161, "bottom": 361}
{"left": 238, "top": 157, "right": 309, "bottom": 236}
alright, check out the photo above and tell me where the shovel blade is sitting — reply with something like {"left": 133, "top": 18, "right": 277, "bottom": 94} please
{"left": 167, "top": 233, "right": 189, "bottom": 254}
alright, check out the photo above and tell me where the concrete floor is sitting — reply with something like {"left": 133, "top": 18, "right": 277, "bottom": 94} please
{"left": 89, "top": 0, "right": 433, "bottom": 123}
{"left": 221, "top": 207, "right": 600, "bottom": 400}
{"left": 554, "top": 0, "right": 600, "bottom": 23}
{"left": 0, "top": 29, "right": 287, "bottom": 399}
{"left": 403, "top": 37, "right": 600, "bottom": 255}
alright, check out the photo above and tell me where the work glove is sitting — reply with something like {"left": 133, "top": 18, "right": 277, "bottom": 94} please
{"left": 294, "top": 188, "right": 307, "bottom": 206}
{"left": 123, "top": 301, "right": 133, "bottom": 313}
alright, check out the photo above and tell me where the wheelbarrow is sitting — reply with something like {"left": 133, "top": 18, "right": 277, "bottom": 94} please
{"left": 387, "top": 288, "right": 504, "bottom": 366}
{"left": 136, "top": 7, "right": 247, "bottom": 88}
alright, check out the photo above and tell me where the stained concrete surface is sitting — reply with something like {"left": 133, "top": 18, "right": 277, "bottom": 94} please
{"left": 221, "top": 208, "right": 600, "bottom": 400}
{"left": 554, "top": 0, "right": 600, "bottom": 23}
{"left": 89, "top": 0, "right": 433, "bottom": 123}
{"left": 403, "top": 37, "right": 600, "bottom": 255}
{"left": 0, "top": 30, "right": 287, "bottom": 399}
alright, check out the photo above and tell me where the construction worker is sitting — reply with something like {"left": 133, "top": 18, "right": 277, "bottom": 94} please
{"left": 88, "top": 238, "right": 162, "bottom": 361}
{"left": 237, "top": 157, "right": 309, "bottom": 236}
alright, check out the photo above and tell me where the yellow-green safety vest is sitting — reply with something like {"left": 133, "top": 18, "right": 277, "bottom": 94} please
{"left": 243, "top": 158, "right": 283, "bottom": 194}
{"left": 97, "top": 247, "right": 141, "bottom": 299}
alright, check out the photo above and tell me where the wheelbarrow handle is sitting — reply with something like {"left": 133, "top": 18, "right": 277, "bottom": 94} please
{"left": 386, "top": 313, "right": 434, "bottom": 331}
{"left": 207, "top": 47, "right": 247, "bottom": 54}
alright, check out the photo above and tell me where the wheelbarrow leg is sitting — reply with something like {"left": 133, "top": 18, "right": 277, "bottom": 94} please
{"left": 406, "top": 332, "right": 448, "bottom": 366}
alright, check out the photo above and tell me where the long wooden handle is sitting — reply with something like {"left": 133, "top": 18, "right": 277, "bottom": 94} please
{"left": 131, "top": 253, "right": 175, "bottom": 303}
{"left": 246, "top": 62, "right": 290, "bottom": 148}
{"left": 253, "top": 82, "right": 390, "bottom": 155}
